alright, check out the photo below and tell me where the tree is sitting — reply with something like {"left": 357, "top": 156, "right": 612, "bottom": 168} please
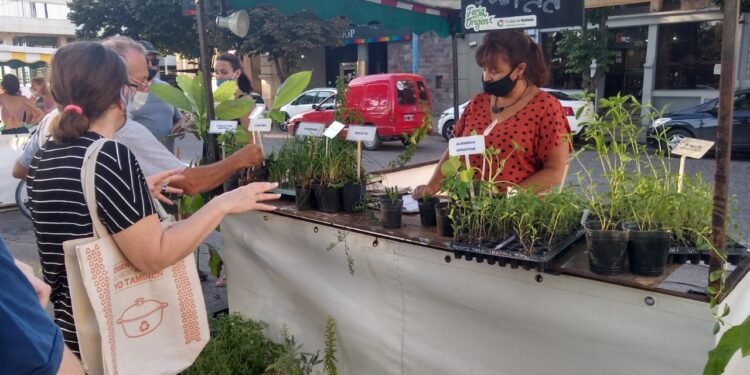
{"left": 68, "top": 0, "right": 203, "bottom": 57}
{"left": 219, "top": 5, "right": 350, "bottom": 81}
{"left": 556, "top": 9, "right": 611, "bottom": 95}
{"left": 712, "top": 0, "right": 750, "bottom": 11}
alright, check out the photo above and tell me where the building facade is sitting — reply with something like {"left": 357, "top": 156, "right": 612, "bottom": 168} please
{"left": 0, "top": 0, "right": 75, "bottom": 85}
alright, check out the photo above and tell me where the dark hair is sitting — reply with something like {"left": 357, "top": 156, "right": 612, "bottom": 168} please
{"left": 216, "top": 53, "right": 253, "bottom": 95}
{"left": 475, "top": 30, "right": 549, "bottom": 87}
{"left": 49, "top": 42, "right": 128, "bottom": 143}
{"left": 1, "top": 74, "right": 21, "bottom": 95}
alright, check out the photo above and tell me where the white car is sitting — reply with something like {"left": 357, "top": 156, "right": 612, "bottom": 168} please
{"left": 437, "top": 88, "right": 594, "bottom": 141}
{"left": 278, "top": 88, "right": 336, "bottom": 131}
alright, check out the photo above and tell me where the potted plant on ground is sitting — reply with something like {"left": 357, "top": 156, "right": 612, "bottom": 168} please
{"left": 380, "top": 186, "right": 402, "bottom": 229}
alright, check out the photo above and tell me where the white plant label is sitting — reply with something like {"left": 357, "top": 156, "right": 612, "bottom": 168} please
{"left": 208, "top": 120, "right": 238, "bottom": 135}
{"left": 672, "top": 138, "right": 715, "bottom": 159}
{"left": 250, "top": 118, "right": 273, "bottom": 132}
{"left": 449, "top": 135, "right": 486, "bottom": 157}
{"left": 324, "top": 121, "right": 346, "bottom": 139}
{"left": 346, "top": 125, "right": 377, "bottom": 142}
{"left": 296, "top": 122, "right": 325, "bottom": 137}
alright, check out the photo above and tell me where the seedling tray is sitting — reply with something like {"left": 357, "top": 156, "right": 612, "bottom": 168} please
{"left": 450, "top": 228, "right": 585, "bottom": 272}
{"left": 667, "top": 242, "right": 748, "bottom": 266}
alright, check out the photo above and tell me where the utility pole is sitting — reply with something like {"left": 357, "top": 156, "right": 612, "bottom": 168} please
{"left": 196, "top": 0, "right": 217, "bottom": 164}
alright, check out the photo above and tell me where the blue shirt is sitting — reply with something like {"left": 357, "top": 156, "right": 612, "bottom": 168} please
{"left": 131, "top": 78, "right": 182, "bottom": 152}
{"left": 0, "top": 235, "right": 63, "bottom": 375}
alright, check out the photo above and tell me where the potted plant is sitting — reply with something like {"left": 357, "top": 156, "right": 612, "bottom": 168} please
{"left": 313, "top": 138, "right": 351, "bottom": 213}
{"left": 338, "top": 142, "right": 364, "bottom": 213}
{"left": 417, "top": 193, "right": 439, "bottom": 227}
{"left": 380, "top": 186, "right": 402, "bottom": 229}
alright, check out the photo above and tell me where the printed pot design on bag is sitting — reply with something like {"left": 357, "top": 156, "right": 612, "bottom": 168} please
{"left": 116, "top": 298, "right": 169, "bottom": 338}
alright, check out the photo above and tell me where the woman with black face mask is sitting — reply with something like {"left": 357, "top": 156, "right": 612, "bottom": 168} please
{"left": 414, "top": 30, "right": 571, "bottom": 197}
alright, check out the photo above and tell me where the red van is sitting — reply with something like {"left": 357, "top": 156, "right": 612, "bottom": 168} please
{"left": 287, "top": 73, "right": 432, "bottom": 150}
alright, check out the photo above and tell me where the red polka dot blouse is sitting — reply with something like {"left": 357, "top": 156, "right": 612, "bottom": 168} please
{"left": 452, "top": 91, "right": 571, "bottom": 186}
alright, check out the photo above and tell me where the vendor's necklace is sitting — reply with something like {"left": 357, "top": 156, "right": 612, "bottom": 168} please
{"left": 491, "top": 83, "right": 529, "bottom": 114}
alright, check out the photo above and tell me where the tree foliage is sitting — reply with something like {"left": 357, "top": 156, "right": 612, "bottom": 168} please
{"left": 556, "top": 9, "right": 611, "bottom": 94}
{"left": 216, "top": 5, "right": 349, "bottom": 81}
{"left": 68, "top": 0, "right": 203, "bottom": 57}
{"left": 712, "top": 0, "right": 750, "bottom": 11}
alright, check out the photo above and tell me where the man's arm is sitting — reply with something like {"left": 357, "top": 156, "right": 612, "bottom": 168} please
{"left": 172, "top": 144, "right": 263, "bottom": 196}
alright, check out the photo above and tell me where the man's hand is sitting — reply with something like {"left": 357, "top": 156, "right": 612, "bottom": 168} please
{"left": 14, "top": 259, "right": 50, "bottom": 307}
{"left": 413, "top": 184, "right": 437, "bottom": 200}
{"left": 234, "top": 144, "right": 264, "bottom": 169}
{"left": 170, "top": 119, "right": 187, "bottom": 140}
{"left": 146, "top": 168, "right": 186, "bottom": 205}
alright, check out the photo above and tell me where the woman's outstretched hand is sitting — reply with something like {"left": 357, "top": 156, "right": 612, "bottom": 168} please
{"left": 218, "top": 182, "right": 281, "bottom": 214}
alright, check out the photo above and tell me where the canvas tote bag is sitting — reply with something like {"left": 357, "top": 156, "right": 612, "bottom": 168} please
{"left": 63, "top": 138, "right": 209, "bottom": 375}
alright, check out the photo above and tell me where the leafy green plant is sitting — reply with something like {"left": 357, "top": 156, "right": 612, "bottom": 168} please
{"left": 266, "top": 316, "right": 339, "bottom": 375}
{"left": 333, "top": 75, "right": 363, "bottom": 125}
{"left": 383, "top": 186, "right": 400, "bottom": 204}
{"left": 326, "top": 231, "right": 355, "bottom": 276}
{"left": 390, "top": 100, "right": 432, "bottom": 168}
{"left": 183, "top": 314, "right": 283, "bottom": 375}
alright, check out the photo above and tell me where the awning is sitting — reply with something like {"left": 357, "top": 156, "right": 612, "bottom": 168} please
{"left": 228, "top": 0, "right": 457, "bottom": 37}
{"left": 0, "top": 46, "right": 54, "bottom": 69}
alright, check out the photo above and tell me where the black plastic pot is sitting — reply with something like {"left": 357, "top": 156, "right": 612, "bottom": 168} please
{"left": 435, "top": 202, "right": 454, "bottom": 237}
{"left": 244, "top": 165, "right": 269, "bottom": 184}
{"left": 418, "top": 197, "right": 439, "bottom": 227}
{"left": 341, "top": 183, "right": 365, "bottom": 213}
{"left": 223, "top": 172, "right": 241, "bottom": 192}
{"left": 294, "top": 186, "right": 314, "bottom": 211}
{"left": 585, "top": 221, "right": 629, "bottom": 275}
{"left": 380, "top": 198, "right": 403, "bottom": 229}
{"left": 624, "top": 224, "right": 671, "bottom": 277}
{"left": 314, "top": 185, "right": 342, "bottom": 213}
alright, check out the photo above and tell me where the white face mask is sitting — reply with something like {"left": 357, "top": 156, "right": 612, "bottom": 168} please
{"left": 129, "top": 91, "right": 149, "bottom": 112}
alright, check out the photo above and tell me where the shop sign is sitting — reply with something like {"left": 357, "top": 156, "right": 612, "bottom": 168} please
{"left": 346, "top": 126, "right": 377, "bottom": 142}
{"left": 449, "top": 135, "right": 486, "bottom": 156}
{"left": 250, "top": 118, "right": 273, "bottom": 132}
{"left": 296, "top": 123, "right": 326, "bottom": 137}
{"left": 341, "top": 24, "right": 412, "bottom": 45}
{"left": 461, "top": 0, "right": 584, "bottom": 33}
{"left": 208, "top": 120, "right": 237, "bottom": 135}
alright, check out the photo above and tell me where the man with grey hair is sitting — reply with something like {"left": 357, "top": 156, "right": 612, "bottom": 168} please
{"left": 13, "top": 35, "right": 264, "bottom": 198}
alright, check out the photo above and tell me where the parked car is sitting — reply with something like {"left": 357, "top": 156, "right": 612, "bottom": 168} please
{"left": 278, "top": 88, "right": 337, "bottom": 131}
{"left": 436, "top": 88, "right": 594, "bottom": 141}
{"left": 647, "top": 89, "right": 750, "bottom": 152}
{"left": 288, "top": 73, "right": 432, "bottom": 150}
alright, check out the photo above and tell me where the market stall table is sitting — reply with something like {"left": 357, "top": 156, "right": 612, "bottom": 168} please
{"left": 222, "top": 176, "right": 750, "bottom": 375}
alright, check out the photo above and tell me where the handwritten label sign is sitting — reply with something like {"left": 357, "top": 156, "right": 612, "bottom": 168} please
{"left": 208, "top": 120, "right": 238, "bottom": 135}
{"left": 672, "top": 138, "right": 715, "bottom": 159}
{"left": 250, "top": 118, "right": 272, "bottom": 132}
{"left": 296, "top": 122, "right": 325, "bottom": 137}
{"left": 449, "top": 135, "right": 486, "bottom": 156}
{"left": 324, "top": 121, "right": 346, "bottom": 139}
{"left": 346, "top": 125, "right": 377, "bottom": 142}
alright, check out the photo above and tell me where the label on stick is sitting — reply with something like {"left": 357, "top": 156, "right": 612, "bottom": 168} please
{"left": 324, "top": 121, "right": 346, "bottom": 139}
{"left": 296, "top": 122, "right": 325, "bottom": 137}
{"left": 346, "top": 125, "right": 377, "bottom": 142}
{"left": 250, "top": 118, "right": 272, "bottom": 132}
{"left": 208, "top": 120, "right": 238, "bottom": 135}
{"left": 449, "top": 135, "right": 486, "bottom": 156}
{"left": 671, "top": 138, "right": 714, "bottom": 159}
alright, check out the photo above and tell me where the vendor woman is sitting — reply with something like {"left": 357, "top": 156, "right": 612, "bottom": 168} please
{"left": 414, "top": 30, "right": 571, "bottom": 198}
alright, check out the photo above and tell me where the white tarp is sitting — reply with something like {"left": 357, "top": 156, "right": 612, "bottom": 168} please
{"left": 0, "top": 134, "right": 29, "bottom": 207}
{"left": 220, "top": 211, "right": 750, "bottom": 374}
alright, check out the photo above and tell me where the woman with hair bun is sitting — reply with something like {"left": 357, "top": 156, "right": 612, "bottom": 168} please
{"left": 27, "top": 41, "right": 280, "bottom": 355}
{"left": 414, "top": 30, "right": 572, "bottom": 198}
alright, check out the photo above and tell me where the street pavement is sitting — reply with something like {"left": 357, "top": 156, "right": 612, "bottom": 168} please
{"left": 2, "top": 129, "right": 749, "bottom": 315}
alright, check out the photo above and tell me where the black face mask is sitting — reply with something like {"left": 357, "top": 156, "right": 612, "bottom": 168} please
{"left": 482, "top": 69, "right": 517, "bottom": 98}
{"left": 148, "top": 69, "right": 158, "bottom": 81}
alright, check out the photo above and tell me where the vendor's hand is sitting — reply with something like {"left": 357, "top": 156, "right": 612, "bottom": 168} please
{"left": 146, "top": 168, "right": 186, "bottom": 205}
{"left": 413, "top": 184, "right": 437, "bottom": 200}
{"left": 14, "top": 259, "right": 50, "bottom": 307}
{"left": 235, "top": 144, "right": 264, "bottom": 168}
{"left": 218, "top": 182, "right": 280, "bottom": 214}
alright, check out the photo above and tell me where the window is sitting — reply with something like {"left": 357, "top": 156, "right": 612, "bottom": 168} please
{"left": 315, "top": 91, "right": 334, "bottom": 104}
{"left": 416, "top": 81, "right": 428, "bottom": 101}
{"left": 396, "top": 80, "right": 416, "bottom": 105}
{"left": 545, "top": 90, "right": 573, "bottom": 101}
{"left": 296, "top": 92, "right": 318, "bottom": 105}
{"left": 13, "top": 36, "right": 58, "bottom": 48}
{"left": 656, "top": 21, "right": 722, "bottom": 90}
{"left": 364, "top": 84, "right": 388, "bottom": 109}
{"left": 319, "top": 95, "right": 336, "bottom": 110}
{"left": 435, "top": 75, "right": 444, "bottom": 89}
{"left": 540, "top": 31, "right": 582, "bottom": 90}
{"left": 0, "top": 1, "right": 69, "bottom": 19}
